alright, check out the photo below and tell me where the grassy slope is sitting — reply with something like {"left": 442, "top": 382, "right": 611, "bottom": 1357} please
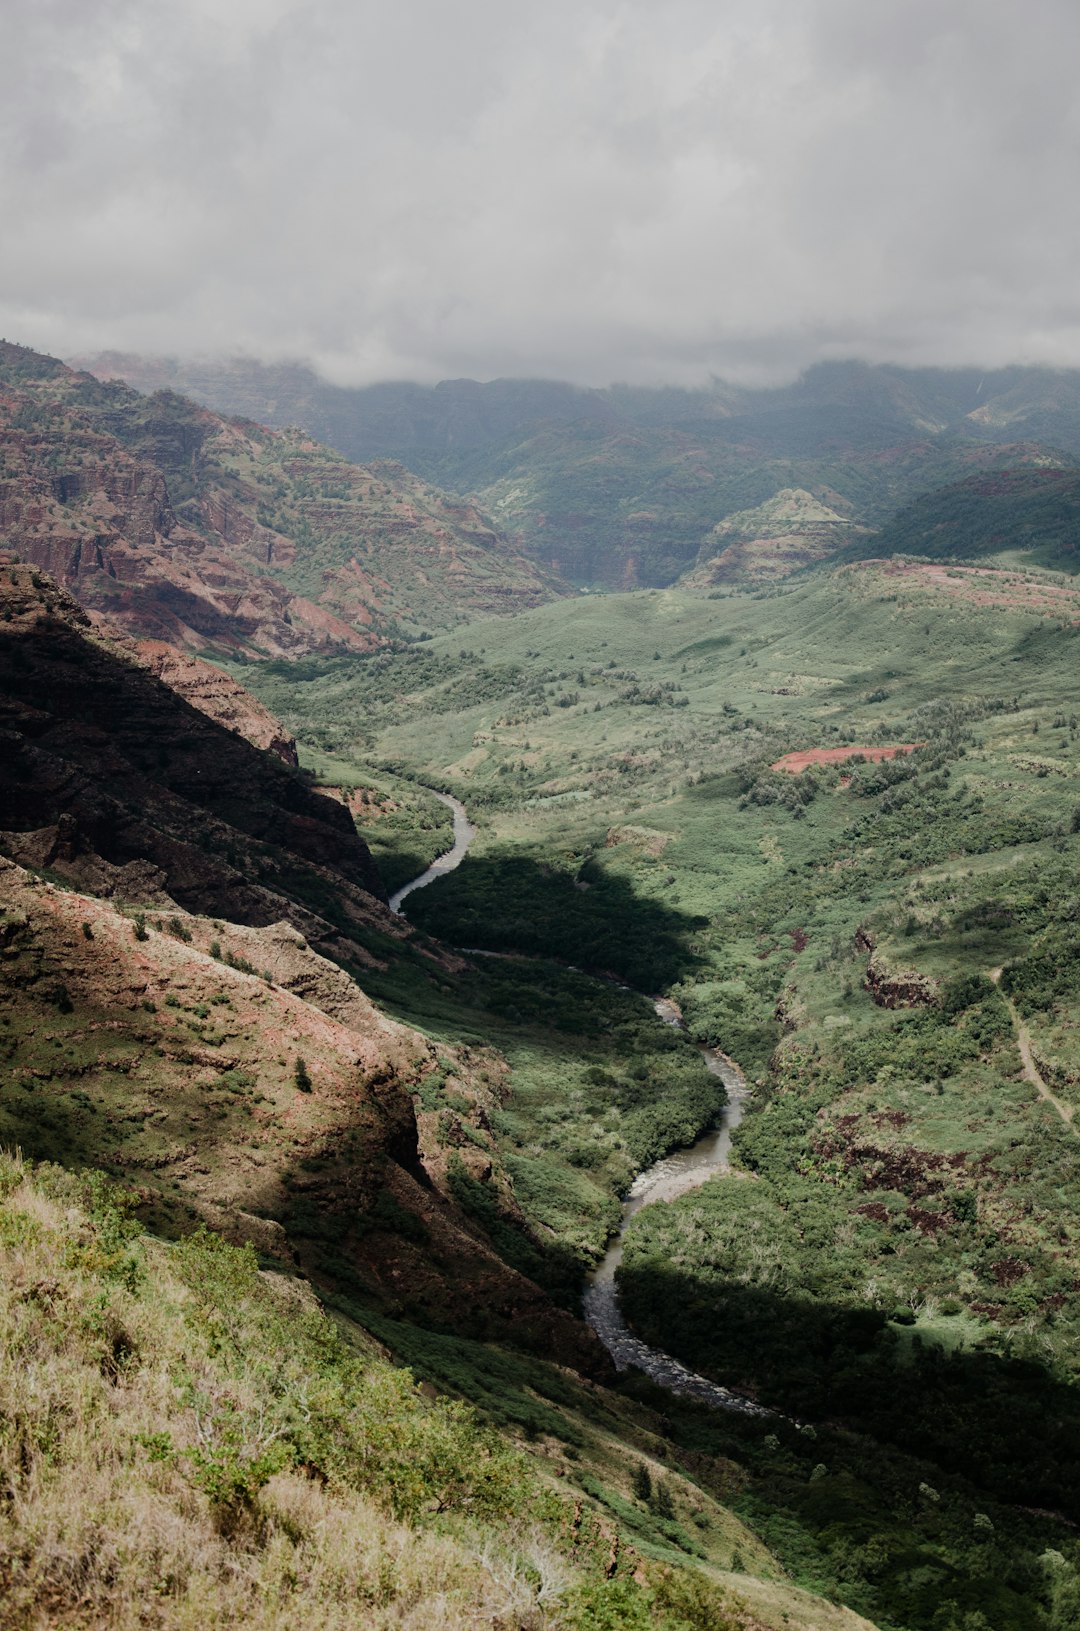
{"left": 230, "top": 559, "right": 1080, "bottom": 1629}
{"left": 1, "top": 1151, "right": 814, "bottom": 1631}
{"left": 0, "top": 883, "right": 888, "bottom": 1631}
{"left": 867, "top": 467, "right": 1080, "bottom": 576}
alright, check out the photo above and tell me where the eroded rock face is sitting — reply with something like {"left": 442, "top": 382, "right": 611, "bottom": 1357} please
{"left": 0, "top": 342, "right": 564, "bottom": 656}
{"left": 0, "top": 562, "right": 388, "bottom": 930}
{"left": 119, "top": 638, "right": 299, "bottom": 765}
{"left": 865, "top": 957, "right": 938, "bottom": 1009}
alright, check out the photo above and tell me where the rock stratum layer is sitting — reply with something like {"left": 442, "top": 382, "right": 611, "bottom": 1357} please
{"left": 0, "top": 341, "right": 564, "bottom": 656}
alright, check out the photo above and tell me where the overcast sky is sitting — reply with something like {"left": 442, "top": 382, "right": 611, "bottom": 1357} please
{"left": 3, "top": 0, "right": 1079, "bottom": 386}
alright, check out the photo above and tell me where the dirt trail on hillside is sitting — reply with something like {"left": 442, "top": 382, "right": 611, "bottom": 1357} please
{"left": 991, "top": 969, "right": 1076, "bottom": 1135}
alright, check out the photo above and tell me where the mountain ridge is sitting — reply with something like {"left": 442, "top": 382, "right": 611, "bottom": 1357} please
{"left": 74, "top": 350, "right": 1080, "bottom": 588}
{"left": 0, "top": 341, "right": 564, "bottom": 658}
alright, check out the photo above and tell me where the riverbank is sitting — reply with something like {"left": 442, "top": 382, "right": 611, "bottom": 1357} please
{"left": 388, "top": 791, "right": 476, "bottom": 913}
{"left": 388, "top": 793, "right": 761, "bottom": 1414}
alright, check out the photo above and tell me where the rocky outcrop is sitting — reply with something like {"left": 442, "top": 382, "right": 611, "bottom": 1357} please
{"left": 120, "top": 638, "right": 299, "bottom": 764}
{"left": 857, "top": 930, "right": 937, "bottom": 1009}
{"left": 686, "top": 488, "right": 873, "bottom": 586}
{"left": 0, "top": 343, "right": 565, "bottom": 656}
{"left": 0, "top": 564, "right": 391, "bottom": 946}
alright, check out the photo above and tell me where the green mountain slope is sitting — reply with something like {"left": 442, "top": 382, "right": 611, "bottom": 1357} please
{"left": 2, "top": 1152, "right": 817, "bottom": 1631}
{"left": 0, "top": 569, "right": 887, "bottom": 1631}
{"left": 228, "top": 558, "right": 1080, "bottom": 1628}
{"left": 9, "top": 347, "right": 1080, "bottom": 1629}
{"left": 866, "top": 466, "right": 1080, "bottom": 573}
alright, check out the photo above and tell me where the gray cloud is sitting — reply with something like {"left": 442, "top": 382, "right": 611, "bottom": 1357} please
{"left": 3, "top": 0, "right": 1079, "bottom": 384}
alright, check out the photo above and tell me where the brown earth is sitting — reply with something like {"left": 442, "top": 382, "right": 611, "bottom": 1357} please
{"left": 0, "top": 858, "right": 606, "bottom": 1372}
{"left": 854, "top": 930, "right": 937, "bottom": 1010}
{"left": 771, "top": 744, "right": 923, "bottom": 774}
{"left": 0, "top": 561, "right": 611, "bottom": 1369}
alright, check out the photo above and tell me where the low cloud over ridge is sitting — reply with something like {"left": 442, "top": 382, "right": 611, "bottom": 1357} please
{"left": 3, "top": 0, "right": 1079, "bottom": 385}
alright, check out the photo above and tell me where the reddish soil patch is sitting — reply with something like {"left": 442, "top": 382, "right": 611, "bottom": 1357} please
{"left": 991, "top": 1257, "right": 1030, "bottom": 1288}
{"left": 867, "top": 559, "right": 1080, "bottom": 620}
{"left": 771, "top": 744, "right": 924, "bottom": 775}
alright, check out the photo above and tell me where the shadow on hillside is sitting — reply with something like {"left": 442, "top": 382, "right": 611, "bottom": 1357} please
{"left": 401, "top": 851, "right": 707, "bottom": 993}
{"left": 617, "top": 1259, "right": 1080, "bottom": 1518}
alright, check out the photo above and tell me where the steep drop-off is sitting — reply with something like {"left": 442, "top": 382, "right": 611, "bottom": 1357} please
{"left": 0, "top": 563, "right": 608, "bottom": 1369}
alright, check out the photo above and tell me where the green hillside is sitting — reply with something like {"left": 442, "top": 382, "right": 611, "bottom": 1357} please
{"left": 868, "top": 467, "right": 1080, "bottom": 573}
{"left": 0, "top": 1151, "right": 791, "bottom": 1631}
{"left": 229, "top": 557, "right": 1080, "bottom": 1629}
{"left": 79, "top": 353, "right": 1080, "bottom": 588}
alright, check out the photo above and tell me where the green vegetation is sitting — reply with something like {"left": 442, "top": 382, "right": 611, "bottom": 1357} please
{"left": 18, "top": 343, "right": 1080, "bottom": 1629}
{"left": 294, "top": 750, "right": 455, "bottom": 892}
{"left": 118, "top": 354, "right": 1080, "bottom": 589}
{"left": 869, "top": 468, "right": 1080, "bottom": 574}
{"left": 0, "top": 1151, "right": 774, "bottom": 1630}
{"left": 227, "top": 556, "right": 1080, "bottom": 1628}
{"left": 364, "top": 954, "right": 727, "bottom": 1265}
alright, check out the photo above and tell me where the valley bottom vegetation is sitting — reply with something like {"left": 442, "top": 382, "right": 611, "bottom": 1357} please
{"left": 234, "top": 563, "right": 1080, "bottom": 1631}
{"left": 4, "top": 339, "right": 1080, "bottom": 1631}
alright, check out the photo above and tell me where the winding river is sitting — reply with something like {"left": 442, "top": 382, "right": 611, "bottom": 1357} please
{"left": 388, "top": 792, "right": 477, "bottom": 914}
{"left": 389, "top": 793, "right": 766, "bottom": 1416}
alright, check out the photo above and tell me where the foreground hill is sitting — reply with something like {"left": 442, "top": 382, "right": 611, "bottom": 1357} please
{"left": 77, "top": 353, "right": 1080, "bottom": 587}
{"left": 6, "top": 1152, "right": 848, "bottom": 1631}
{"left": 0, "top": 342, "right": 562, "bottom": 657}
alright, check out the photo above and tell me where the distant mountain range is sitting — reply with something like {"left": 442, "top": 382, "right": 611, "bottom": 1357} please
{"left": 75, "top": 352, "right": 1080, "bottom": 585}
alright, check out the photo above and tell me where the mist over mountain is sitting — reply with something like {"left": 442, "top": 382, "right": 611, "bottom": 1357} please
{"left": 5, "top": 0, "right": 1080, "bottom": 1620}
{"left": 8, "top": 3, "right": 1080, "bottom": 385}
{"left": 78, "top": 352, "right": 1080, "bottom": 586}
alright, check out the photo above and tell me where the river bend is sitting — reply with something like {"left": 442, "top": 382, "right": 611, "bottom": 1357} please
{"left": 388, "top": 792, "right": 476, "bottom": 914}
{"left": 388, "top": 795, "right": 766, "bottom": 1415}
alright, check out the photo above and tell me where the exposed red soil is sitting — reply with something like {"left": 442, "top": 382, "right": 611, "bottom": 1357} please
{"left": 771, "top": 744, "right": 923, "bottom": 774}
{"left": 0, "top": 856, "right": 607, "bottom": 1375}
{"left": 861, "top": 559, "right": 1080, "bottom": 619}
